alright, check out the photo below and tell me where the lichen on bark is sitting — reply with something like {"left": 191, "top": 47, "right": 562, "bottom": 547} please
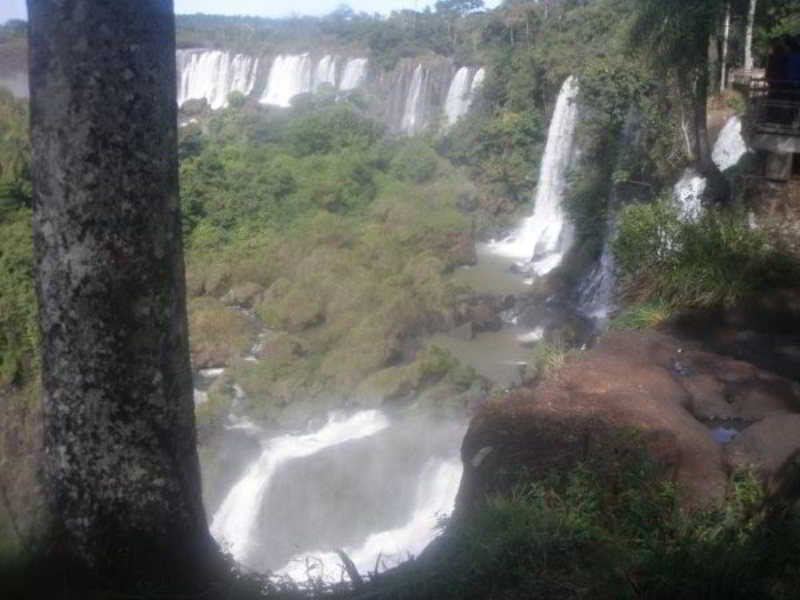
{"left": 27, "top": 0, "right": 219, "bottom": 587}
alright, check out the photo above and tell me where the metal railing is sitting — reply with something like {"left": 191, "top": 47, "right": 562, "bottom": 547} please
{"left": 745, "top": 79, "right": 800, "bottom": 137}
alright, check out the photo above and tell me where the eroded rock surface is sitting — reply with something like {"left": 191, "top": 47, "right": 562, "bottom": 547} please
{"left": 456, "top": 330, "right": 800, "bottom": 517}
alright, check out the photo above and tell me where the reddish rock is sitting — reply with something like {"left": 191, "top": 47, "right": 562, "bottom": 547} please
{"left": 683, "top": 375, "right": 736, "bottom": 421}
{"left": 455, "top": 330, "right": 800, "bottom": 518}
{"left": 727, "top": 414, "right": 800, "bottom": 482}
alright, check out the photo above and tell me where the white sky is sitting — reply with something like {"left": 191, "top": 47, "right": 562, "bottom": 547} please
{"left": 1, "top": 1, "right": 502, "bottom": 23}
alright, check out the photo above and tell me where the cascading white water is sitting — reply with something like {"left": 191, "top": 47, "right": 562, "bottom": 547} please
{"left": 711, "top": 115, "right": 748, "bottom": 172}
{"left": 673, "top": 169, "right": 707, "bottom": 221}
{"left": 674, "top": 114, "right": 748, "bottom": 220}
{"left": 177, "top": 50, "right": 259, "bottom": 110}
{"left": 577, "top": 216, "right": 618, "bottom": 321}
{"left": 444, "top": 67, "right": 473, "bottom": 126}
{"left": 209, "top": 408, "right": 465, "bottom": 580}
{"left": 401, "top": 64, "right": 428, "bottom": 135}
{"left": 278, "top": 457, "right": 463, "bottom": 582}
{"left": 314, "top": 55, "right": 338, "bottom": 91}
{"left": 261, "top": 54, "right": 314, "bottom": 108}
{"left": 339, "top": 58, "right": 368, "bottom": 91}
{"left": 491, "top": 75, "right": 580, "bottom": 276}
{"left": 470, "top": 67, "right": 486, "bottom": 95}
{"left": 211, "top": 410, "right": 390, "bottom": 565}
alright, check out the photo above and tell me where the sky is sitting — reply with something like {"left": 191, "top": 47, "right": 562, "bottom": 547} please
{"left": 1, "top": 0, "right": 503, "bottom": 24}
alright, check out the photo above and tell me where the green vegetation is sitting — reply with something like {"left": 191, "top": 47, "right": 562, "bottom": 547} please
{"left": 611, "top": 300, "right": 674, "bottom": 331}
{"left": 179, "top": 95, "right": 483, "bottom": 428}
{"left": 528, "top": 336, "right": 579, "bottom": 381}
{"left": 614, "top": 199, "right": 798, "bottom": 310}
{"left": 0, "top": 90, "right": 34, "bottom": 388}
{"left": 361, "top": 448, "right": 800, "bottom": 600}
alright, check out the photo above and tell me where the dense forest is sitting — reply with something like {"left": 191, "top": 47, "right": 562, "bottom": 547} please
{"left": 3, "top": 0, "right": 800, "bottom": 597}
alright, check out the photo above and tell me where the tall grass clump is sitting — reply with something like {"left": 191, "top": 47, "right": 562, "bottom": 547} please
{"left": 614, "top": 199, "right": 798, "bottom": 310}
{"left": 611, "top": 300, "right": 673, "bottom": 330}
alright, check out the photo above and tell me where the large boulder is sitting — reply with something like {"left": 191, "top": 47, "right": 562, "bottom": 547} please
{"left": 456, "top": 330, "right": 800, "bottom": 517}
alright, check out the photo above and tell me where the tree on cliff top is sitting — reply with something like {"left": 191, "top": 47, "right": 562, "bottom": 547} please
{"left": 629, "top": 0, "right": 730, "bottom": 202}
{"left": 27, "top": 0, "right": 224, "bottom": 592}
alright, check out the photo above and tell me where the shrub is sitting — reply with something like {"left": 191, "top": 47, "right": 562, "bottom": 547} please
{"left": 528, "top": 334, "right": 579, "bottom": 381}
{"left": 389, "top": 140, "right": 438, "bottom": 183}
{"left": 614, "top": 199, "right": 798, "bottom": 310}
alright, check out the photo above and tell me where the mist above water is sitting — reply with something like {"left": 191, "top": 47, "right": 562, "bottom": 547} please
{"left": 209, "top": 409, "right": 466, "bottom": 580}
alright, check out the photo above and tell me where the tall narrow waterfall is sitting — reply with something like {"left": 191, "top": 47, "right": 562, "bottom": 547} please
{"left": 577, "top": 113, "right": 642, "bottom": 322}
{"left": 401, "top": 64, "right": 428, "bottom": 135}
{"left": 492, "top": 76, "right": 580, "bottom": 276}
{"left": 177, "top": 50, "right": 259, "bottom": 110}
{"left": 261, "top": 54, "right": 314, "bottom": 107}
{"left": 470, "top": 67, "right": 486, "bottom": 95}
{"left": 444, "top": 67, "right": 473, "bottom": 126}
{"left": 340, "top": 58, "right": 368, "bottom": 91}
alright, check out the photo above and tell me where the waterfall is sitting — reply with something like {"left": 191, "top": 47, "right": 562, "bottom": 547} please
{"left": 470, "top": 67, "right": 486, "bottom": 94}
{"left": 209, "top": 409, "right": 465, "bottom": 578}
{"left": 177, "top": 50, "right": 259, "bottom": 110}
{"left": 401, "top": 64, "right": 428, "bottom": 135}
{"left": 278, "top": 457, "right": 463, "bottom": 582}
{"left": 577, "top": 113, "right": 643, "bottom": 322}
{"left": 712, "top": 115, "right": 748, "bottom": 172}
{"left": 491, "top": 75, "right": 580, "bottom": 276}
{"left": 314, "top": 55, "right": 338, "bottom": 91}
{"left": 577, "top": 223, "right": 617, "bottom": 321}
{"left": 340, "top": 58, "right": 368, "bottom": 91}
{"left": 211, "top": 411, "right": 390, "bottom": 565}
{"left": 673, "top": 169, "right": 707, "bottom": 221}
{"left": 444, "top": 67, "right": 473, "bottom": 126}
{"left": 261, "top": 54, "right": 314, "bottom": 108}
{"left": 674, "top": 115, "right": 748, "bottom": 220}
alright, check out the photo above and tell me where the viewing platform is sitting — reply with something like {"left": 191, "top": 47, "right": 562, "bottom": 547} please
{"left": 734, "top": 69, "right": 800, "bottom": 181}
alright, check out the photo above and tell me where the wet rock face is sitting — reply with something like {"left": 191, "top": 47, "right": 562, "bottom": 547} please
{"left": 456, "top": 330, "right": 800, "bottom": 517}
{"left": 28, "top": 0, "right": 213, "bottom": 581}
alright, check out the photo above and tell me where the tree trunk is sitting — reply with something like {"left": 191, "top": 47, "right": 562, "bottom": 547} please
{"left": 27, "top": 0, "right": 219, "bottom": 590}
{"left": 692, "top": 68, "right": 730, "bottom": 203}
{"left": 744, "top": 0, "right": 757, "bottom": 72}
{"left": 720, "top": 1, "right": 731, "bottom": 91}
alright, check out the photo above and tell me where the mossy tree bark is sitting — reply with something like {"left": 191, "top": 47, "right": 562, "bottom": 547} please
{"left": 27, "top": 0, "right": 219, "bottom": 589}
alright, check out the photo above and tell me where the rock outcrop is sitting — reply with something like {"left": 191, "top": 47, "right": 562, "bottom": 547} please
{"left": 456, "top": 330, "right": 800, "bottom": 517}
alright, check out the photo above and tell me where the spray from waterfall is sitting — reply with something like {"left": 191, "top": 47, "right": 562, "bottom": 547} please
{"left": 277, "top": 457, "right": 464, "bottom": 582}
{"left": 209, "top": 409, "right": 465, "bottom": 578}
{"left": 491, "top": 75, "right": 580, "bottom": 276}
{"left": 211, "top": 411, "right": 390, "bottom": 565}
